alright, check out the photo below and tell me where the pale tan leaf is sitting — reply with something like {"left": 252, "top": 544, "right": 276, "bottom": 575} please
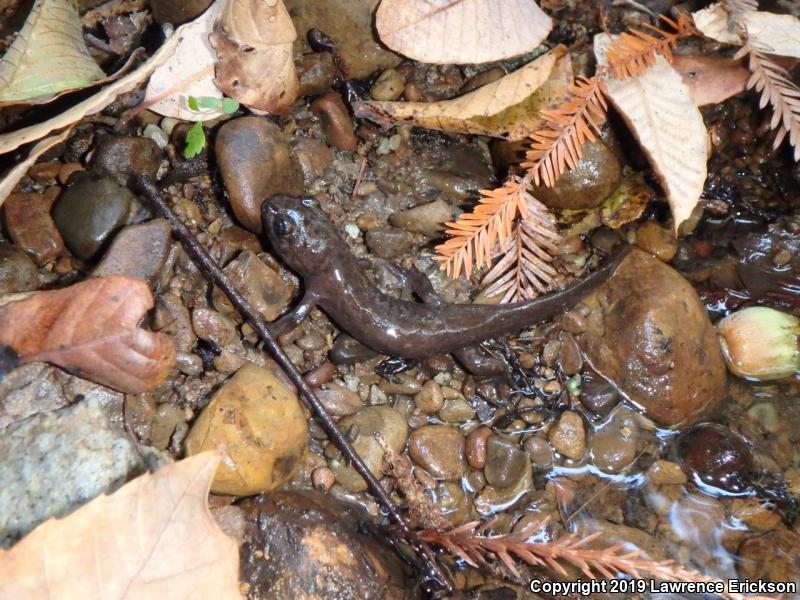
{"left": 0, "top": 0, "right": 105, "bottom": 105}
{"left": 693, "top": 2, "right": 800, "bottom": 58}
{"left": 595, "top": 35, "right": 707, "bottom": 233}
{"left": 0, "top": 128, "right": 73, "bottom": 208}
{"left": 0, "top": 452, "right": 243, "bottom": 600}
{"left": 354, "top": 46, "right": 572, "bottom": 140}
{"left": 375, "top": 0, "right": 552, "bottom": 64}
{"left": 671, "top": 55, "right": 750, "bottom": 106}
{"left": 0, "top": 276, "right": 176, "bottom": 393}
{"left": 145, "top": 0, "right": 225, "bottom": 121}
{"left": 210, "top": 0, "right": 298, "bottom": 114}
{"left": 0, "top": 24, "right": 185, "bottom": 155}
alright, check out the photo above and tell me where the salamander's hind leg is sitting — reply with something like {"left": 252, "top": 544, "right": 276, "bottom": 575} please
{"left": 268, "top": 291, "right": 318, "bottom": 337}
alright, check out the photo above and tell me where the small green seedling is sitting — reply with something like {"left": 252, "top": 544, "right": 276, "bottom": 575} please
{"left": 183, "top": 96, "right": 240, "bottom": 158}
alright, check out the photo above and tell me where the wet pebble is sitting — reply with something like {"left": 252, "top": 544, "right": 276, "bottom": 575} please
{"left": 484, "top": 435, "right": 529, "bottom": 488}
{"left": 465, "top": 426, "right": 492, "bottom": 469}
{"left": 438, "top": 396, "right": 476, "bottom": 423}
{"left": 415, "top": 380, "right": 444, "bottom": 414}
{"left": 636, "top": 221, "right": 678, "bottom": 262}
{"left": 737, "top": 529, "right": 800, "bottom": 583}
{"left": 0, "top": 243, "right": 38, "bottom": 294}
{"left": 329, "top": 334, "right": 378, "bottom": 365}
{"left": 311, "top": 466, "right": 335, "bottom": 492}
{"left": 3, "top": 193, "right": 63, "bottom": 265}
{"left": 588, "top": 408, "right": 639, "bottom": 474}
{"left": 92, "top": 219, "right": 172, "bottom": 285}
{"left": 330, "top": 406, "right": 407, "bottom": 492}
{"left": 185, "top": 363, "right": 308, "bottom": 495}
{"left": 52, "top": 172, "right": 134, "bottom": 260}
{"left": 548, "top": 411, "right": 586, "bottom": 461}
{"left": 557, "top": 332, "right": 582, "bottom": 375}
{"left": 408, "top": 425, "right": 466, "bottom": 480}
{"left": 677, "top": 423, "right": 754, "bottom": 495}
{"left": 90, "top": 135, "right": 162, "bottom": 187}
{"left": 371, "top": 69, "right": 405, "bottom": 101}
{"left": 523, "top": 436, "right": 554, "bottom": 469}
{"left": 315, "top": 383, "right": 363, "bottom": 416}
{"left": 212, "top": 250, "right": 293, "bottom": 322}
{"left": 297, "top": 52, "right": 336, "bottom": 97}
{"left": 154, "top": 292, "right": 196, "bottom": 353}
{"left": 293, "top": 138, "right": 334, "bottom": 182}
{"left": 365, "top": 227, "right": 412, "bottom": 259}
{"left": 215, "top": 117, "right": 304, "bottom": 233}
{"left": 389, "top": 200, "right": 455, "bottom": 237}
{"left": 579, "top": 377, "right": 620, "bottom": 417}
{"left": 311, "top": 92, "right": 358, "bottom": 151}
{"left": 191, "top": 308, "right": 238, "bottom": 347}
{"left": 647, "top": 460, "right": 687, "bottom": 485}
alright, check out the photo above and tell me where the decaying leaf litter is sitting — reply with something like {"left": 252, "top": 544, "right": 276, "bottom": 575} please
{"left": 0, "top": 0, "right": 799, "bottom": 598}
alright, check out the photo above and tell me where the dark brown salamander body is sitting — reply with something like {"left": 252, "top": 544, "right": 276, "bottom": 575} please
{"left": 262, "top": 196, "right": 630, "bottom": 363}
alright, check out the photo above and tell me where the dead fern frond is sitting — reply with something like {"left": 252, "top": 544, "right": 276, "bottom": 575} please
{"left": 604, "top": 12, "right": 696, "bottom": 79}
{"left": 480, "top": 200, "right": 560, "bottom": 303}
{"left": 522, "top": 76, "right": 608, "bottom": 187}
{"left": 433, "top": 177, "right": 529, "bottom": 279}
{"left": 736, "top": 42, "right": 800, "bottom": 161}
{"left": 418, "top": 522, "right": 774, "bottom": 600}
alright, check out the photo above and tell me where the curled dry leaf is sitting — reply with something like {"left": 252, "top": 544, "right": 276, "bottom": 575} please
{"left": 145, "top": 0, "right": 225, "bottom": 121}
{"left": 0, "top": 0, "right": 105, "bottom": 106}
{"left": 671, "top": 55, "right": 751, "bottom": 106}
{"left": 354, "top": 46, "right": 572, "bottom": 140}
{"left": 0, "top": 275, "right": 176, "bottom": 393}
{"left": 595, "top": 35, "right": 707, "bottom": 233}
{"left": 693, "top": 3, "right": 800, "bottom": 59}
{"left": 375, "top": 0, "right": 552, "bottom": 64}
{"left": 0, "top": 22, "right": 185, "bottom": 155}
{"left": 0, "top": 451, "right": 243, "bottom": 600}
{"left": 210, "top": 0, "right": 298, "bottom": 114}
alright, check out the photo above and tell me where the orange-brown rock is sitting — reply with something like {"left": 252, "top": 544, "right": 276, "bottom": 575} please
{"left": 578, "top": 248, "right": 726, "bottom": 427}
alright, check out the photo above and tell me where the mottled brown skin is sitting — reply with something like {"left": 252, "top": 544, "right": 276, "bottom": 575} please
{"left": 262, "top": 196, "right": 630, "bottom": 371}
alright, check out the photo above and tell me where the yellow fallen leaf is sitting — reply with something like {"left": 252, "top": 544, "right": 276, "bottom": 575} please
{"left": 693, "top": 3, "right": 800, "bottom": 59}
{"left": 0, "top": 452, "right": 243, "bottom": 600}
{"left": 595, "top": 35, "right": 707, "bottom": 233}
{"left": 353, "top": 46, "right": 572, "bottom": 140}
{"left": 376, "top": 0, "right": 552, "bottom": 64}
{"left": 210, "top": 0, "right": 298, "bottom": 114}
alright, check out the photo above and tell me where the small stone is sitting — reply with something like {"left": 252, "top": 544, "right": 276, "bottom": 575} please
{"left": 408, "top": 425, "right": 466, "bottom": 480}
{"left": 151, "top": 0, "right": 212, "bottom": 25}
{"left": 730, "top": 497, "right": 782, "bottom": 532}
{"left": 311, "top": 92, "right": 358, "bottom": 151}
{"left": 176, "top": 351, "right": 203, "bottom": 376}
{"left": 579, "top": 378, "right": 619, "bottom": 417}
{"left": 29, "top": 161, "right": 61, "bottom": 183}
{"left": 52, "top": 172, "right": 134, "bottom": 260}
{"left": 330, "top": 406, "right": 408, "bottom": 492}
{"left": 371, "top": 69, "right": 405, "bottom": 101}
{"left": 90, "top": 135, "right": 162, "bottom": 187}
{"left": 465, "top": 426, "right": 492, "bottom": 469}
{"left": 192, "top": 308, "right": 238, "bottom": 346}
{"left": 415, "top": 380, "right": 444, "bottom": 414}
{"left": 737, "top": 529, "right": 800, "bottom": 583}
{"left": 57, "top": 162, "right": 85, "bottom": 185}
{"left": 212, "top": 250, "right": 293, "bottom": 322}
{"left": 523, "top": 436, "right": 554, "bottom": 469}
{"left": 143, "top": 123, "right": 169, "bottom": 149}
{"left": 160, "top": 117, "right": 179, "bottom": 136}
{"left": 213, "top": 347, "right": 248, "bottom": 374}
{"left": 304, "top": 361, "right": 335, "bottom": 387}
{"left": 647, "top": 460, "right": 687, "bottom": 485}
{"left": 3, "top": 193, "right": 64, "bottom": 265}
{"left": 154, "top": 292, "right": 196, "bottom": 353}
{"left": 474, "top": 464, "right": 533, "bottom": 517}
{"left": 312, "top": 466, "right": 335, "bottom": 492}
{"left": 548, "top": 411, "right": 586, "bottom": 461}
{"left": 329, "top": 334, "right": 377, "bottom": 365}
{"left": 746, "top": 402, "right": 780, "bottom": 434}
{"left": 185, "top": 363, "right": 308, "bottom": 495}
{"left": 588, "top": 409, "right": 639, "bottom": 473}
{"left": 214, "top": 226, "right": 263, "bottom": 265}
{"left": 365, "top": 227, "right": 412, "bottom": 259}
{"left": 557, "top": 333, "right": 582, "bottom": 375}
{"left": 484, "top": 435, "right": 529, "bottom": 488}
{"left": 636, "top": 221, "right": 678, "bottom": 262}
{"left": 438, "top": 396, "right": 476, "bottom": 423}
{"left": 92, "top": 219, "right": 172, "bottom": 285}
{"left": 297, "top": 52, "right": 336, "bottom": 97}
{"left": 293, "top": 138, "right": 334, "bottom": 181}
{"left": 389, "top": 200, "right": 455, "bottom": 237}
{"left": 316, "top": 383, "right": 363, "bottom": 416}
{"left": 0, "top": 243, "right": 38, "bottom": 293}
{"left": 215, "top": 117, "right": 304, "bottom": 233}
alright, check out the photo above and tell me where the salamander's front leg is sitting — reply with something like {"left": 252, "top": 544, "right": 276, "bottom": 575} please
{"left": 268, "top": 291, "right": 319, "bottom": 337}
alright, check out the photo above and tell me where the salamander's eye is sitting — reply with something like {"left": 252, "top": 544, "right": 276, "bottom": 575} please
{"left": 272, "top": 217, "right": 292, "bottom": 238}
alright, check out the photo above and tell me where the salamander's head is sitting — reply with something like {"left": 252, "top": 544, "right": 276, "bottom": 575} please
{"left": 261, "top": 195, "right": 339, "bottom": 275}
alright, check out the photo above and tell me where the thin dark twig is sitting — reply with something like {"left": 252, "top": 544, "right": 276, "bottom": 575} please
{"left": 135, "top": 176, "right": 452, "bottom": 594}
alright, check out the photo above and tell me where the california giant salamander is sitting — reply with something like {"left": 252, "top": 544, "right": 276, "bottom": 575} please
{"left": 262, "top": 196, "right": 630, "bottom": 369}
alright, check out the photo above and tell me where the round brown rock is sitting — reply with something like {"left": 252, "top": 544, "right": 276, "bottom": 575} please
{"left": 484, "top": 435, "right": 529, "bottom": 488}
{"left": 239, "top": 491, "right": 414, "bottom": 599}
{"left": 465, "top": 426, "right": 491, "bottom": 469}
{"left": 215, "top": 117, "right": 304, "bottom": 233}
{"left": 578, "top": 249, "right": 726, "bottom": 427}
{"left": 408, "top": 425, "right": 465, "bottom": 480}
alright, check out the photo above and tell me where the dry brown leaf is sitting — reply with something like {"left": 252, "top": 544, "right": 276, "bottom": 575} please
{"left": 0, "top": 0, "right": 105, "bottom": 106}
{"left": 0, "top": 451, "right": 243, "bottom": 600}
{"left": 693, "top": 3, "right": 800, "bottom": 58}
{"left": 0, "top": 128, "right": 73, "bottom": 208}
{"left": 596, "top": 35, "right": 707, "bottom": 233}
{"left": 0, "top": 23, "right": 184, "bottom": 155}
{"left": 375, "top": 0, "right": 552, "bottom": 65}
{"left": 354, "top": 46, "right": 572, "bottom": 140}
{"left": 0, "top": 275, "right": 175, "bottom": 393}
{"left": 210, "top": 0, "right": 298, "bottom": 114}
{"left": 672, "top": 54, "right": 751, "bottom": 106}
{"left": 145, "top": 0, "right": 225, "bottom": 121}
